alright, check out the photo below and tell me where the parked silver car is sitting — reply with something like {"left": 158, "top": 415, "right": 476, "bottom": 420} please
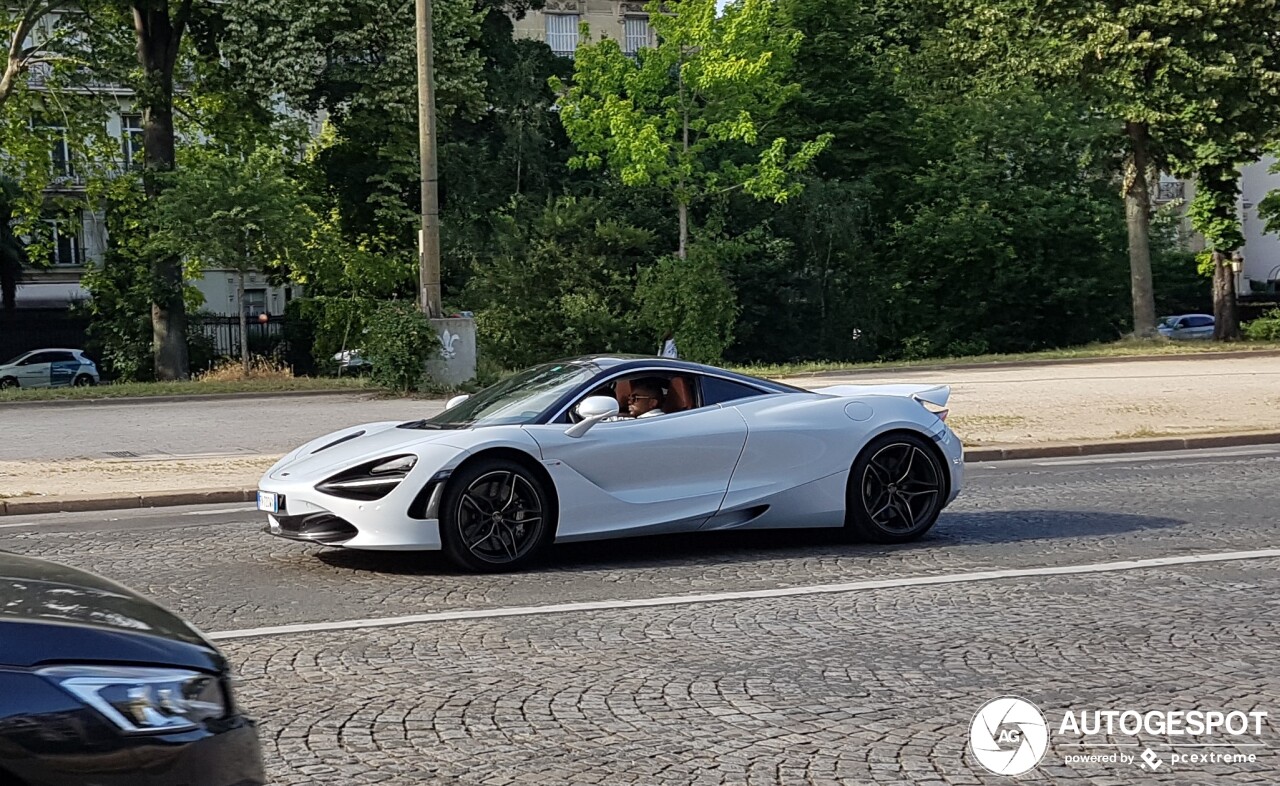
{"left": 1157, "top": 314, "right": 1215, "bottom": 340}
{"left": 0, "top": 348, "right": 100, "bottom": 389}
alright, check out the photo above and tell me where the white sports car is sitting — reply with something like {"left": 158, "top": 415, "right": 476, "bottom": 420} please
{"left": 258, "top": 355, "right": 964, "bottom": 571}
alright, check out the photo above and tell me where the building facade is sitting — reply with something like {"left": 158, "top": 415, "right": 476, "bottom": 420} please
{"left": 511, "top": 0, "right": 655, "bottom": 57}
{"left": 9, "top": 12, "right": 290, "bottom": 318}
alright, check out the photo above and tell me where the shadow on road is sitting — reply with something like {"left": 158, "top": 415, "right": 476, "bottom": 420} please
{"left": 314, "top": 509, "right": 1185, "bottom": 576}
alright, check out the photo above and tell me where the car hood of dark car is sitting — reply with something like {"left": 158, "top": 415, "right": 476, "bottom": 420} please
{"left": 0, "top": 551, "right": 216, "bottom": 669}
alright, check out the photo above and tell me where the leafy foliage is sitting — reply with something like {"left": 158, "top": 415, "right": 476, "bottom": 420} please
{"left": 364, "top": 300, "right": 433, "bottom": 392}
{"left": 467, "top": 196, "right": 656, "bottom": 368}
{"left": 554, "top": 0, "right": 831, "bottom": 255}
{"left": 1242, "top": 309, "right": 1280, "bottom": 342}
{"left": 637, "top": 243, "right": 739, "bottom": 363}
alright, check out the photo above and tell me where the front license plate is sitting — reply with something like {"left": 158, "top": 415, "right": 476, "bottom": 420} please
{"left": 257, "top": 491, "right": 280, "bottom": 514}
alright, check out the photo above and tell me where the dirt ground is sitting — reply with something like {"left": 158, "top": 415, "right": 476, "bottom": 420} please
{"left": 3, "top": 354, "right": 1278, "bottom": 500}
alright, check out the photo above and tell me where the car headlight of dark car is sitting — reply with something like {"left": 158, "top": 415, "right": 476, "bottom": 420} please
{"left": 38, "top": 665, "right": 228, "bottom": 733}
{"left": 315, "top": 454, "right": 418, "bottom": 500}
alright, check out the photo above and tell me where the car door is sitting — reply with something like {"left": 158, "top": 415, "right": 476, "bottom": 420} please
{"left": 523, "top": 404, "right": 748, "bottom": 541}
{"left": 14, "top": 352, "right": 53, "bottom": 388}
{"left": 47, "top": 351, "right": 79, "bottom": 387}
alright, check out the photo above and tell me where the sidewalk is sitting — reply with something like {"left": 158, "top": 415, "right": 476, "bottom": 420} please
{"left": 3, "top": 354, "right": 1279, "bottom": 513}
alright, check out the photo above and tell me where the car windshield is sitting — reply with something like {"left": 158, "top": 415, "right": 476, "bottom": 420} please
{"left": 404, "top": 362, "right": 598, "bottom": 429}
{"left": 2, "top": 353, "right": 27, "bottom": 366}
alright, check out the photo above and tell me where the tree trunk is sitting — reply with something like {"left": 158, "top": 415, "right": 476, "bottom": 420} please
{"left": 133, "top": 1, "right": 191, "bottom": 380}
{"left": 238, "top": 270, "right": 250, "bottom": 376}
{"left": 1212, "top": 252, "right": 1240, "bottom": 341}
{"left": 1124, "top": 121, "right": 1158, "bottom": 339}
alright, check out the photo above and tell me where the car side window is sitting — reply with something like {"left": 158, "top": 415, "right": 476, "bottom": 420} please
{"left": 22, "top": 352, "right": 51, "bottom": 365}
{"left": 1187, "top": 316, "right": 1213, "bottom": 328}
{"left": 49, "top": 351, "right": 77, "bottom": 363}
{"left": 700, "top": 375, "right": 768, "bottom": 406}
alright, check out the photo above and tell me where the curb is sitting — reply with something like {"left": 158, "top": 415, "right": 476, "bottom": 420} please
{"left": 772, "top": 348, "right": 1280, "bottom": 380}
{"left": 0, "top": 388, "right": 371, "bottom": 410}
{"left": 962, "top": 430, "right": 1280, "bottom": 462}
{"left": 0, "top": 488, "right": 253, "bottom": 516}
{"left": 4, "top": 431, "right": 1280, "bottom": 517}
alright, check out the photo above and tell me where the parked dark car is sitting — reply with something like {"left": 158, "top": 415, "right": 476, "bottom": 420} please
{"left": 0, "top": 551, "right": 265, "bottom": 786}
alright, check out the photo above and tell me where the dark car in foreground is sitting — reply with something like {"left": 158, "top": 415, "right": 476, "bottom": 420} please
{"left": 0, "top": 551, "right": 265, "bottom": 786}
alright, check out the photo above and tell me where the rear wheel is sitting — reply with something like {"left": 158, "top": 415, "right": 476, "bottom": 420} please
{"left": 73, "top": 374, "right": 95, "bottom": 387}
{"left": 440, "top": 458, "right": 552, "bottom": 572}
{"left": 846, "top": 432, "right": 946, "bottom": 543}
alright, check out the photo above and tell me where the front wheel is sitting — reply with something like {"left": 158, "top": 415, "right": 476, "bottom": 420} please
{"left": 439, "top": 458, "right": 553, "bottom": 572}
{"left": 846, "top": 432, "right": 946, "bottom": 543}
{"left": 0, "top": 377, "right": 17, "bottom": 390}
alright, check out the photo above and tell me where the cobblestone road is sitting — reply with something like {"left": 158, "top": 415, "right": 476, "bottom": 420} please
{"left": 3, "top": 448, "right": 1279, "bottom": 784}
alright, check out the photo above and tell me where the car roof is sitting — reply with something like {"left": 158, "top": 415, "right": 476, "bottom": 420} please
{"left": 556, "top": 354, "right": 805, "bottom": 393}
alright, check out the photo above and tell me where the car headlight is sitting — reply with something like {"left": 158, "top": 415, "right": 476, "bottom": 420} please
{"left": 39, "top": 666, "right": 228, "bottom": 734}
{"left": 316, "top": 454, "right": 418, "bottom": 500}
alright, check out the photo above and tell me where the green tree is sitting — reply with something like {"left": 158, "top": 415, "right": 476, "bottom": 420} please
{"left": 554, "top": 0, "right": 831, "bottom": 259}
{"left": 149, "top": 146, "right": 315, "bottom": 375}
{"left": 0, "top": 177, "right": 29, "bottom": 311}
{"left": 466, "top": 196, "right": 657, "bottom": 368}
{"left": 941, "top": 0, "right": 1277, "bottom": 339}
{"left": 2, "top": 2, "right": 74, "bottom": 108}
{"left": 1161, "top": 2, "right": 1280, "bottom": 341}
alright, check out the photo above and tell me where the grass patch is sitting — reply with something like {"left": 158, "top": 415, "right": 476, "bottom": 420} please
{"left": 0, "top": 374, "right": 373, "bottom": 403}
{"left": 731, "top": 339, "right": 1280, "bottom": 379}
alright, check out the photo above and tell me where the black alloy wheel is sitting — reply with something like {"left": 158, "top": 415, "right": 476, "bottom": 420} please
{"left": 846, "top": 432, "right": 946, "bottom": 543}
{"left": 440, "top": 458, "right": 552, "bottom": 572}
{"left": 0, "top": 378, "right": 16, "bottom": 390}
{"left": 73, "top": 374, "right": 94, "bottom": 387}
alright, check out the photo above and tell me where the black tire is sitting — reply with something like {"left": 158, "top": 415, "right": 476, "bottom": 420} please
{"left": 439, "top": 458, "right": 553, "bottom": 572}
{"left": 73, "top": 374, "right": 95, "bottom": 387}
{"left": 0, "top": 377, "right": 17, "bottom": 390}
{"left": 846, "top": 432, "right": 946, "bottom": 543}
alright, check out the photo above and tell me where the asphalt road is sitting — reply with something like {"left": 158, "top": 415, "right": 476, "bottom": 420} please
{"left": 7, "top": 394, "right": 444, "bottom": 461}
{"left": 2, "top": 447, "right": 1278, "bottom": 784}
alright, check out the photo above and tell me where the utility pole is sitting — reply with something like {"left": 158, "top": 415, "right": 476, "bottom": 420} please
{"left": 415, "top": 0, "right": 443, "bottom": 318}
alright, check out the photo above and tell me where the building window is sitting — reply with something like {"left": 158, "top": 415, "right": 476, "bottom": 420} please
{"left": 33, "top": 120, "right": 74, "bottom": 179}
{"left": 546, "top": 13, "right": 579, "bottom": 57}
{"left": 42, "top": 218, "right": 83, "bottom": 267}
{"left": 623, "top": 16, "right": 652, "bottom": 55}
{"left": 243, "top": 288, "right": 267, "bottom": 317}
{"left": 121, "top": 113, "right": 144, "bottom": 169}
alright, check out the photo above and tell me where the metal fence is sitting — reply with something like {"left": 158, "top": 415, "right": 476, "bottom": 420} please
{"left": 190, "top": 314, "right": 287, "bottom": 361}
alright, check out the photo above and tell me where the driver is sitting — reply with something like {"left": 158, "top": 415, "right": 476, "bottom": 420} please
{"left": 625, "top": 378, "right": 666, "bottom": 418}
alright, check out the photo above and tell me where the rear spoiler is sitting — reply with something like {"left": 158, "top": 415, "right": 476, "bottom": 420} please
{"left": 815, "top": 383, "right": 951, "bottom": 409}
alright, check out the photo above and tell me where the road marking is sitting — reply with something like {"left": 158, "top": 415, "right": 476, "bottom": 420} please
{"left": 181, "top": 508, "right": 256, "bottom": 516}
{"left": 0, "top": 522, "right": 35, "bottom": 529}
{"left": 206, "top": 547, "right": 1280, "bottom": 642}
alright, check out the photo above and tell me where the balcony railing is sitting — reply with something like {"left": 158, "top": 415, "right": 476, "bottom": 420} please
{"left": 26, "top": 61, "right": 130, "bottom": 93}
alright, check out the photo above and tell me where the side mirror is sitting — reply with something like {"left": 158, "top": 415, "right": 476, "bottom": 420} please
{"left": 444, "top": 394, "right": 470, "bottom": 410}
{"left": 565, "top": 395, "right": 620, "bottom": 438}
